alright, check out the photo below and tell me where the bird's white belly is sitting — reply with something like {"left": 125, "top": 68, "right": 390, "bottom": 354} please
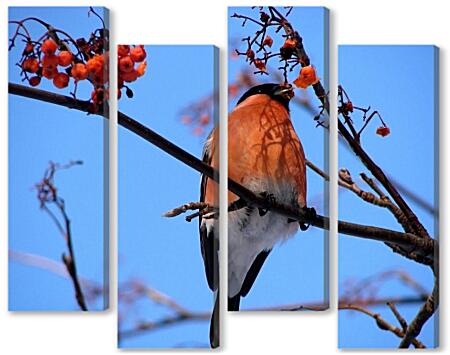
{"left": 227, "top": 180, "right": 300, "bottom": 297}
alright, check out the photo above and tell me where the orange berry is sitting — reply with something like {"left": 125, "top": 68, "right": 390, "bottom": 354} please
{"left": 193, "top": 127, "right": 204, "bottom": 136}
{"left": 41, "top": 39, "right": 58, "bottom": 56}
{"left": 282, "top": 38, "right": 297, "bottom": 49}
{"left": 42, "top": 67, "right": 58, "bottom": 79}
{"left": 376, "top": 126, "right": 391, "bottom": 137}
{"left": 58, "top": 51, "right": 73, "bottom": 67}
{"left": 293, "top": 65, "right": 319, "bottom": 89}
{"left": 119, "top": 56, "right": 134, "bottom": 73}
{"left": 29, "top": 76, "right": 41, "bottom": 87}
{"left": 345, "top": 102, "right": 354, "bottom": 112}
{"left": 254, "top": 59, "right": 266, "bottom": 72}
{"left": 199, "top": 114, "right": 210, "bottom": 125}
{"left": 92, "top": 71, "right": 105, "bottom": 85}
{"left": 53, "top": 72, "right": 70, "bottom": 88}
{"left": 118, "top": 45, "right": 130, "bottom": 57}
{"left": 121, "top": 69, "right": 138, "bottom": 82}
{"left": 86, "top": 56, "right": 104, "bottom": 75}
{"left": 71, "top": 63, "right": 88, "bottom": 81}
{"left": 181, "top": 115, "right": 192, "bottom": 125}
{"left": 42, "top": 54, "right": 59, "bottom": 70}
{"left": 228, "top": 83, "right": 239, "bottom": 98}
{"left": 246, "top": 49, "right": 255, "bottom": 60}
{"left": 24, "top": 43, "right": 34, "bottom": 55}
{"left": 262, "top": 35, "right": 273, "bottom": 48}
{"left": 136, "top": 61, "right": 147, "bottom": 77}
{"left": 130, "top": 46, "right": 146, "bottom": 62}
{"left": 22, "top": 58, "right": 39, "bottom": 73}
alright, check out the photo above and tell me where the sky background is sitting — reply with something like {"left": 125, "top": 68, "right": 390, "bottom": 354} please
{"left": 338, "top": 45, "right": 438, "bottom": 348}
{"left": 8, "top": 7, "right": 108, "bottom": 311}
{"left": 118, "top": 45, "right": 217, "bottom": 348}
{"left": 228, "top": 7, "right": 329, "bottom": 310}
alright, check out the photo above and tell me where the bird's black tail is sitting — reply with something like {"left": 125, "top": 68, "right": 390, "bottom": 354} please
{"left": 210, "top": 291, "right": 220, "bottom": 348}
{"left": 228, "top": 294, "right": 241, "bottom": 311}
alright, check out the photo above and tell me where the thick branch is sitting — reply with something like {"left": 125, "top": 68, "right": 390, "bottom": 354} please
{"left": 8, "top": 83, "right": 436, "bottom": 265}
{"left": 399, "top": 280, "right": 438, "bottom": 348}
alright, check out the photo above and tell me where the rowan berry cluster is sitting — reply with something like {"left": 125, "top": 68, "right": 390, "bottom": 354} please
{"left": 232, "top": 7, "right": 319, "bottom": 89}
{"left": 10, "top": 11, "right": 147, "bottom": 114}
{"left": 338, "top": 85, "right": 390, "bottom": 138}
{"left": 117, "top": 45, "right": 147, "bottom": 100}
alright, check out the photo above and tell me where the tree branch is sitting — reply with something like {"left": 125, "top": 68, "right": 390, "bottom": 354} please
{"left": 8, "top": 83, "right": 436, "bottom": 267}
{"left": 399, "top": 280, "right": 438, "bottom": 348}
{"left": 34, "top": 160, "right": 88, "bottom": 311}
{"left": 340, "top": 304, "right": 425, "bottom": 349}
{"left": 263, "top": 6, "right": 430, "bottom": 241}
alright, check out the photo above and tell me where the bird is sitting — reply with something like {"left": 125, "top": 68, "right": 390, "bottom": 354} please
{"left": 226, "top": 83, "right": 309, "bottom": 311}
{"left": 199, "top": 128, "right": 220, "bottom": 348}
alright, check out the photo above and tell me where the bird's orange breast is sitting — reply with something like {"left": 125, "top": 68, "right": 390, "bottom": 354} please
{"left": 227, "top": 94, "right": 306, "bottom": 206}
{"left": 203, "top": 94, "right": 307, "bottom": 208}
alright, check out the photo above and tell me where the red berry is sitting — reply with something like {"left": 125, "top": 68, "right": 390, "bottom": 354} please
{"left": 117, "top": 45, "right": 130, "bottom": 57}
{"left": 29, "top": 76, "right": 41, "bottom": 87}
{"left": 71, "top": 63, "right": 88, "bottom": 81}
{"left": 22, "top": 58, "right": 39, "bottom": 73}
{"left": 58, "top": 51, "right": 73, "bottom": 67}
{"left": 42, "top": 54, "right": 59, "bottom": 70}
{"left": 119, "top": 56, "right": 134, "bottom": 73}
{"left": 130, "top": 46, "right": 146, "bottom": 62}
{"left": 41, "top": 39, "right": 58, "bottom": 56}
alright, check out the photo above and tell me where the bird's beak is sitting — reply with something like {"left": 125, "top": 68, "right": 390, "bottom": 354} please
{"left": 274, "top": 85, "right": 294, "bottom": 101}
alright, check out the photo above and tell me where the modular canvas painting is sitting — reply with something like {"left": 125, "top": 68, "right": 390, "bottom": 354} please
{"left": 338, "top": 45, "right": 439, "bottom": 349}
{"left": 118, "top": 45, "right": 219, "bottom": 348}
{"left": 8, "top": 6, "right": 109, "bottom": 311}
{"left": 227, "top": 6, "right": 329, "bottom": 312}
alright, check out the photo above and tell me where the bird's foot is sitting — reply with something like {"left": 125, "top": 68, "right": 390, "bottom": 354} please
{"left": 299, "top": 206, "right": 317, "bottom": 231}
{"left": 228, "top": 198, "right": 247, "bottom": 212}
{"left": 258, "top": 191, "right": 276, "bottom": 216}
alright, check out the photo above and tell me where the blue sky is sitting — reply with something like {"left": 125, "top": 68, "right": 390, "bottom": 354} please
{"left": 118, "top": 45, "right": 217, "bottom": 348}
{"left": 338, "top": 45, "right": 438, "bottom": 348}
{"left": 228, "top": 7, "right": 329, "bottom": 309}
{"left": 8, "top": 7, "right": 108, "bottom": 311}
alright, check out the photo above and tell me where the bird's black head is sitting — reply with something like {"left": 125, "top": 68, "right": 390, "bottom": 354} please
{"left": 236, "top": 83, "right": 294, "bottom": 111}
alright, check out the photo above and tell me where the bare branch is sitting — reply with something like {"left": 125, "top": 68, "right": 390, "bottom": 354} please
{"left": 34, "top": 160, "right": 88, "bottom": 311}
{"left": 162, "top": 201, "right": 209, "bottom": 218}
{"left": 399, "top": 280, "right": 438, "bottom": 348}
{"left": 340, "top": 304, "right": 425, "bottom": 349}
{"left": 387, "top": 302, "right": 408, "bottom": 331}
{"left": 9, "top": 250, "right": 103, "bottom": 303}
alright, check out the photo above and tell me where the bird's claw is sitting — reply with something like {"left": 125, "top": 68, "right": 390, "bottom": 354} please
{"left": 299, "top": 206, "right": 317, "bottom": 231}
{"left": 258, "top": 191, "right": 276, "bottom": 217}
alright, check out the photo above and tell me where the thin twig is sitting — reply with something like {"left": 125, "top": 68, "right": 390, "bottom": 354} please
{"left": 399, "top": 280, "right": 438, "bottom": 348}
{"left": 340, "top": 304, "right": 425, "bottom": 349}
{"left": 34, "top": 160, "right": 88, "bottom": 311}
{"left": 387, "top": 302, "right": 408, "bottom": 331}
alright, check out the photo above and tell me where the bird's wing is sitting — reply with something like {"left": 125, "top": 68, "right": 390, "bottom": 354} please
{"left": 199, "top": 131, "right": 219, "bottom": 291}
